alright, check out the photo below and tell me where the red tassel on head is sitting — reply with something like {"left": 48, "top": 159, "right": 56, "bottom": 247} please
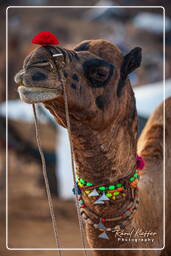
{"left": 32, "top": 32, "right": 59, "bottom": 46}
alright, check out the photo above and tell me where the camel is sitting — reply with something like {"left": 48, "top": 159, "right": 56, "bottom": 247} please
{"left": 14, "top": 39, "right": 171, "bottom": 256}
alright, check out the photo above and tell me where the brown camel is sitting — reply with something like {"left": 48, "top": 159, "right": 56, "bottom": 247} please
{"left": 14, "top": 39, "right": 170, "bottom": 256}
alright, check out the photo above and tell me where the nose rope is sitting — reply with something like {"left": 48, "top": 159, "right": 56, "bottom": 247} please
{"left": 32, "top": 46, "right": 88, "bottom": 254}
{"left": 32, "top": 104, "right": 62, "bottom": 255}
{"left": 58, "top": 70, "right": 89, "bottom": 256}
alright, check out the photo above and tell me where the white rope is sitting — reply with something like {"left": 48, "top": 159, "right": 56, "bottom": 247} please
{"left": 32, "top": 104, "right": 62, "bottom": 255}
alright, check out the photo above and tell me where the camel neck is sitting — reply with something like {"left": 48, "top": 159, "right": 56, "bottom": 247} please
{"left": 71, "top": 120, "right": 137, "bottom": 185}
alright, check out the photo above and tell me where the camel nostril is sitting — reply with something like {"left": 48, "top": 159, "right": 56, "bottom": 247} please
{"left": 14, "top": 71, "right": 25, "bottom": 85}
{"left": 32, "top": 72, "right": 47, "bottom": 81}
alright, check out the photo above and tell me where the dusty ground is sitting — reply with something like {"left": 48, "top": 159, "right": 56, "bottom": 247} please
{"left": 0, "top": 120, "right": 90, "bottom": 256}
{"left": 0, "top": 149, "right": 90, "bottom": 256}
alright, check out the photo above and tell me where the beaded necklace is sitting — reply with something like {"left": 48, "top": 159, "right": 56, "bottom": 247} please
{"left": 72, "top": 155, "right": 144, "bottom": 240}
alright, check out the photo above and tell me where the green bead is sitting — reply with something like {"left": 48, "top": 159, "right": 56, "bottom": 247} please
{"left": 79, "top": 200, "right": 84, "bottom": 204}
{"left": 86, "top": 182, "right": 93, "bottom": 186}
{"left": 134, "top": 173, "right": 139, "bottom": 178}
{"left": 130, "top": 177, "right": 135, "bottom": 182}
{"left": 99, "top": 186, "right": 106, "bottom": 191}
{"left": 114, "top": 191, "right": 119, "bottom": 196}
{"left": 80, "top": 178, "right": 86, "bottom": 184}
{"left": 108, "top": 185, "right": 115, "bottom": 190}
{"left": 106, "top": 193, "right": 112, "bottom": 197}
{"left": 116, "top": 183, "right": 122, "bottom": 188}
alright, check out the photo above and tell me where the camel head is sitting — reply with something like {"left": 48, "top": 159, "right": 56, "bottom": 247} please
{"left": 15, "top": 40, "right": 142, "bottom": 130}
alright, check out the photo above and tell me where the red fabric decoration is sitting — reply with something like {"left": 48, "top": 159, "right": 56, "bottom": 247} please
{"left": 136, "top": 155, "right": 145, "bottom": 170}
{"left": 32, "top": 32, "right": 59, "bottom": 46}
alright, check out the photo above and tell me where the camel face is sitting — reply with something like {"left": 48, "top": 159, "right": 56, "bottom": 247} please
{"left": 15, "top": 40, "right": 141, "bottom": 129}
{"left": 15, "top": 46, "right": 64, "bottom": 103}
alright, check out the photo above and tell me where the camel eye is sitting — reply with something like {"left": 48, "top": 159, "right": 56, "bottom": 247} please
{"left": 91, "top": 67, "right": 109, "bottom": 81}
{"left": 83, "top": 58, "right": 114, "bottom": 88}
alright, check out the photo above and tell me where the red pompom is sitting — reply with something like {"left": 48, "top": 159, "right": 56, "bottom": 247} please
{"left": 32, "top": 32, "right": 59, "bottom": 46}
{"left": 136, "top": 155, "right": 145, "bottom": 170}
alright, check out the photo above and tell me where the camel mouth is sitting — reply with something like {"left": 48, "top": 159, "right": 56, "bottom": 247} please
{"left": 18, "top": 86, "right": 62, "bottom": 104}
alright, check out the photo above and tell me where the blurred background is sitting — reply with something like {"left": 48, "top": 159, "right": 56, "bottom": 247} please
{"left": 0, "top": 1, "right": 171, "bottom": 255}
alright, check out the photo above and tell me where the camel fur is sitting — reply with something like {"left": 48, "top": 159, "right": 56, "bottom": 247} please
{"left": 14, "top": 39, "right": 170, "bottom": 256}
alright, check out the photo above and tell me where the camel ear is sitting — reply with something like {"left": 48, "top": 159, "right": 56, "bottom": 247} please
{"left": 74, "top": 40, "right": 91, "bottom": 51}
{"left": 117, "top": 47, "right": 142, "bottom": 97}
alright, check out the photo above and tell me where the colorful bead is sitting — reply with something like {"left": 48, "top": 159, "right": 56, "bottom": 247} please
{"left": 85, "top": 190, "right": 91, "bottom": 194}
{"left": 117, "top": 187, "right": 124, "bottom": 192}
{"left": 98, "top": 186, "right": 106, "bottom": 191}
{"left": 134, "top": 179, "right": 139, "bottom": 184}
{"left": 130, "top": 177, "right": 135, "bottom": 182}
{"left": 116, "top": 184, "right": 122, "bottom": 188}
{"left": 72, "top": 186, "right": 81, "bottom": 195}
{"left": 122, "top": 193, "right": 126, "bottom": 197}
{"left": 134, "top": 173, "right": 139, "bottom": 178}
{"left": 102, "top": 218, "right": 106, "bottom": 223}
{"left": 78, "top": 182, "right": 84, "bottom": 187}
{"left": 108, "top": 185, "right": 115, "bottom": 190}
{"left": 80, "top": 178, "right": 86, "bottom": 184}
{"left": 79, "top": 200, "right": 84, "bottom": 205}
{"left": 114, "top": 191, "right": 120, "bottom": 196}
{"left": 86, "top": 182, "right": 93, "bottom": 186}
{"left": 81, "top": 204, "right": 86, "bottom": 208}
{"left": 108, "top": 189, "right": 116, "bottom": 193}
{"left": 130, "top": 182, "right": 137, "bottom": 188}
{"left": 106, "top": 193, "right": 112, "bottom": 197}
{"left": 112, "top": 196, "right": 116, "bottom": 200}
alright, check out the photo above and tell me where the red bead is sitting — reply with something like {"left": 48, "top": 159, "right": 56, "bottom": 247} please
{"left": 81, "top": 204, "right": 86, "bottom": 208}
{"left": 102, "top": 218, "right": 106, "bottom": 223}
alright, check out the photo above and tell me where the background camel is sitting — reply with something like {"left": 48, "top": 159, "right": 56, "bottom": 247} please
{"left": 15, "top": 39, "right": 170, "bottom": 255}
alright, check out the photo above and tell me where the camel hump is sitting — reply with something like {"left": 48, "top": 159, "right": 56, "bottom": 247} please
{"left": 137, "top": 97, "right": 171, "bottom": 164}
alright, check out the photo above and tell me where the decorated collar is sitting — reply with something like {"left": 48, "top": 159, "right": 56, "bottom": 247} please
{"left": 76, "top": 168, "right": 141, "bottom": 203}
{"left": 73, "top": 155, "right": 144, "bottom": 240}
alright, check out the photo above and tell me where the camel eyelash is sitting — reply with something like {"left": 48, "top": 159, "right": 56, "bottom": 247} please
{"left": 25, "top": 62, "right": 54, "bottom": 71}
{"left": 31, "top": 62, "right": 51, "bottom": 67}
